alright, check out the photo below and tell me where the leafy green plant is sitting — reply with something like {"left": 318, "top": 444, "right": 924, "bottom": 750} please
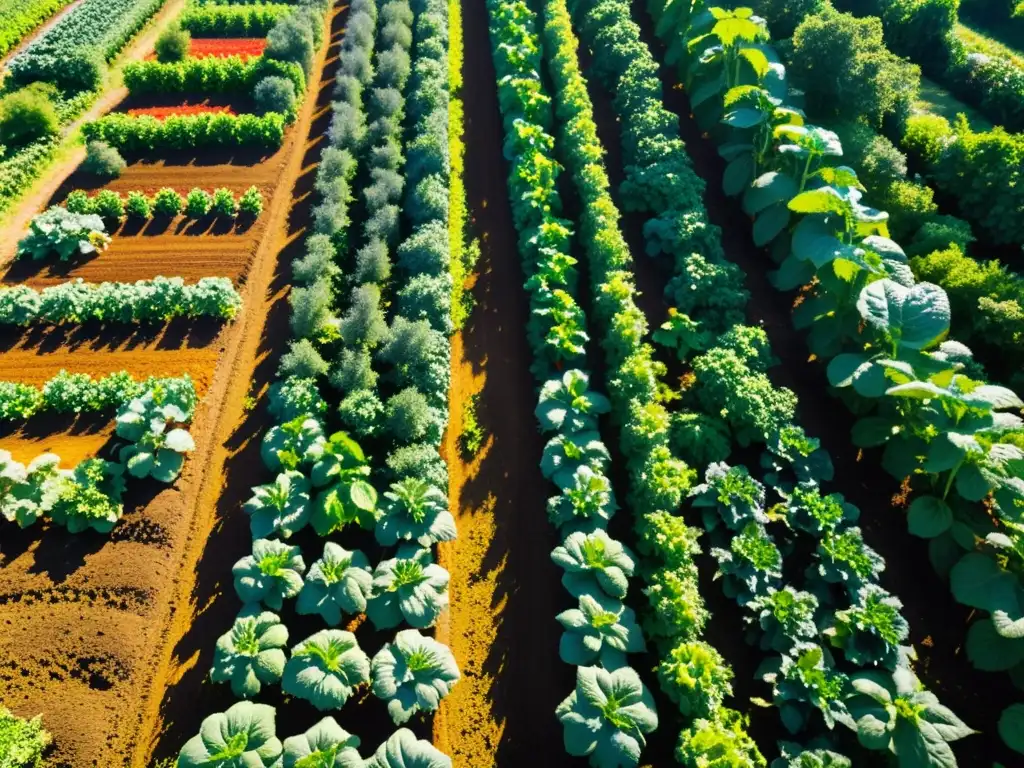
{"left": 310, "top": 431, "right": 378, "bottom": 535}
{"left": 458, "top": 392, "right": 485, "bottom": 458}
{"left": 282, "top": 717, "right": 362, "bottom": 768}
{"left": 825, "top": 585, "right": 909, "bottom": 669}
{"left": 812, "top": 526, "right": 885, "bottom": 595}
{"left": 547, "top": 465, "right": 619, "bottom": 532}
{"left": 758, "top": 643, "right": 852, "bottom": 734}
{"left": 0, "top": 452, "right": 61, "bottom": 529}
{"left": 536, "top": 369, "right": 612, "bottom": 433}
{"left": 177, "top": 701, "right": 282, "bottom": 768}
{"left": 94, "top": 190, "right": 124, "bottom": 220}
{"left": 296, "top": 542, "right": 373, "bottom": 625}
{"left": 232, "top": 538, "right": 306, "bottom": 611}
{"left": 366, "top": 545, "right": 450, "bottom": 630}
{"left": 125, "top": 191, "right": 151, "bottom": 219}
{"left": 770, "top": 741, "right": 850, "bottom": 768}
{"left": 282, "top": 629, "right": 370, "bottom": 711}
{"left": 17, "top": 206, "right": 110, "bottom": 261}
{"left": 185, "top": 188, "right": 212, "bottom": 218}
{"left": 761, "top": 425, "right": 834, "bottom": 489}
{"left": 82, "top": 140, "right": 125, "bottom": 178}
{"left": 556, "top": 665, "right": 658, "bottom": 768}
{"left": 48, "top": 458, "right": 125, "bottom": 533}
{"left": 782, "top": 486, "right": 859, "bottom": 537}
{"left": 115, "top": 391, "right": 195, "bottom": 482}
{"left": 212, "top": 188, "right": 237, "bottom": 217}
{"left": 154, "top": 23, "right": 189, "bottom": 63}
{"left": 363, "top": 729, "right": 451, "bottom": 768}
{"left": 675, "top": 708, "right": 765, "bottom": 768}
{"left": 239, "top": 185, "right": 264, "bottom": 217}
{"left": 557, "top": 592, "right": 645, "bottom": 667}
{"left": 371, "top": 629, "right": 460, "bottom": 724}
{"left": 542, "top": 432, "right": 612, "bottom": 490}
{"left": 551, "top": 529, "right": 636, "bottom": 600}
{"left": 262, "top": 415, "right": 325, "bottom": 472}
{"left": 151, "top": 187, "right": 183, "bottom": 217}
{"left": 690, "top": 462, "right": 767, "bottom": 532}
{"left": 210, "top": 609, "right": 288, "bottom": 698}
{"left": 746, "top": 587, "right": 820, "bottom": 654}
{"left": 657, "top": 640, "right": 734, "bottom": 719}
{"left": 711, "top": 521, "right": 783, "bottom": 605}
{"left": 377, "top": 477, "right": 455, "bottom": 547}
{"left": 243, "top": 471, "right": 311, "bottom": 540}
{"left": 0, "top": 706, "right": 51, "bottom": 768}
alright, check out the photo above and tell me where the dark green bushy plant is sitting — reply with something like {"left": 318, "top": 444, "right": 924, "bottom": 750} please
{"left": 155, "top": 24, "right": 190, "bottom": 63}
{"left": 82, "top": 141, "right": 126, "bottom": 178}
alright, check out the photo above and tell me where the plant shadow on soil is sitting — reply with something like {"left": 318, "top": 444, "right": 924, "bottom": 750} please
{"left": 0, "top": 317, "right": 222, "bottom": 356}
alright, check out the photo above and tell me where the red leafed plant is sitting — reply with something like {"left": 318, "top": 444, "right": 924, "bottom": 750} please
{"left": 125, "top": 104, "right": 237, "bottom": 119}
{"left": 189, "top": 38, "right": 266, "bottom": 58}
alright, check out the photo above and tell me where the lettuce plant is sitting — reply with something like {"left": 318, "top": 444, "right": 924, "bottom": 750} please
{"left": 282, "top": 717, "right": 362, "bottom": 768}
{"left": 377, "top": 477, "right": 456, "bottom": 547}
{"left": 690, "top": 462, "right": 767, "bottom": 532}
{"left": 556, "top": 665, "right": 658, "bottom": 768}
{"left": 551, "top": 529, "right": 636, "bottom": 600}
{"left": 846, "top": 665, "right": 974, "bottom": 767}
{"left": 675, "top": 709, "right": 765, "bottom": 768}
{"left": 310, "top": 431, "right": 378, "bottom": 536}
{"left": 296, "top": 542, "right": 373, "bottom": 625}
{"left": 782, "top": 486, "right": 859, "bottom": 537}
{"left": 210, "top": 609, "right": 288, "bottom": 698}
{"left": 366, "top": 546, "right": 450, "bottom": 630}
{"left": 535, "top": 369, "right": 611, "bottom": 433}
{"left": 233, "top": 539, "right": 306, "bottom": 610}
{"left": 541, "top": 431, "right": 611, "bottom": 489}
{"left": 262, "top": 415, "right": 326, "bottom": 472}
{"left": 48, "top": 458, "right": 125, "bottom": 533}
{"left": 657, "top": 640, "right": 733, "bottom": 719}
{"left": 0, "top": 452, "right": 61, "bottom": 528}
{"left": 557, "top": 592, "right": 645, "bottom": 668}
{"left": 761, "top": 425, "right": 834, "bottom": 490}
{"left": 17, "top": 207, "right": 110, "bottom": 261}
{"left": 810, "top": 526, "right": 885, "bottom": 596}
{"left": 825, "top": 585, "right": 909, "bottom": 669}
{"left": 711, "top": 521, "right": 783, "bottom": 605}
{"left": 178, "top": 701, "right": 282, "bottom": 768}
{"left": 547, "top": 465, "right": 618, "bottom": 532}
{"left": 746, "top": 587, "right": 820, "bottom": 653}
{"left": 115, "top": 391, "right": 194, "bottom": 482}
{"left": 282, "top": 630, "right": 370, "bottom": 711}
{"left": 371, "top": 629, "right": 460, "bottom": 724}
{"left": 758, "top": 643, "right": 852, "bottom": 734}
{"left": 363, "top": 728, "right": 451, "bottom": 768}
{"left": 244, "top": 471, "right": 311, "bottom": 540}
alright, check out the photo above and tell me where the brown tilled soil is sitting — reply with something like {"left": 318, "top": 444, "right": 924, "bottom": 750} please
{"left": 0, "top": 6, "right": 344, "bottom": 767}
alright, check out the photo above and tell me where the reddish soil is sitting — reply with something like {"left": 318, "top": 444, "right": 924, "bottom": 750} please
{"left": 189, "top": 37, "right": 266, "bottom": 58}
{"left": 0, "top": 7, "right": 344, "bottom": 768}
{"left": 125, "top": 103, "right": 237, "bottom": 118}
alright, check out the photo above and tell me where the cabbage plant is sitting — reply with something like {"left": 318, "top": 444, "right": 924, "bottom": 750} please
{"left": 541, "top": 431, "right": 611, "bottom": 489}
{"left": 551, "top": 530, "right": 636, "bottom": 600}
{"left": 825, "top": 585, "right": 908, "bottom": 670}
{"left": 782, "top": 486, "right": 859, "bottom": 537}
{"left": 535, "top": 369, "right": 611, "bottom": 433}
{"left": 0, "top": 452, "right": 61, "bottom": 528}
{"left": 48, "top": 458, "right": 125, "bottom": 533}
{"left": 711, "top": 521, "right": 783, "bottom": 605}
{"left": 244, "top": 471, "right": 311, "bottom": 539}
{"left": 17, "top": 207, "right": 111, "bottom": 261}
{"left": 376, "top": 477, "right": 456, "bottom": 546}
{"left": 262, "top": 415, "right": 325, "bottom": 472}
{"left": 690, "top": 462, "right": 767, "bottom": 532}
{"left": 233, "top": 539, "right": 306, "bottom": 610}
{"left": 547, "top": 465, "right": 618, "bottom": 532}
{"left": 746, "top": 587, "right": 820, "bottom": 653}
{"left": 178, "top": 701, "right": 282, "bottom": 768}
{"left": 758, "top": 643, "right": 852, "bottom": 734}
{"left": 282, "top": 629, "right": 370, "bottom": 711}
{"left": 810, "top": 526, "right": 885, "bottom": 596}
{"left": 556, "top": 665, "right": 658, "bottom": 768}
{"left": 846, "top": 664, "right": 974, "bottom": 767}
{"left": 371, "top": 629, "right": 460, "bottom": 724}
{"left": 282, "top": 716, "right": 362, "bottom": 768}
{"left": 363, "top": 728, "right": 451, "bottom": 768}
{"left": 115, "top": 391, "right": 195, "bottom": 482}
{"left": 366, "top": 545, "right": 450, "bottom": 630}
{"left": 296, "top": 542, "right": 373, "bottom": 625}
{"left": 210, "top": 609, "right": 288, "bottom": 698}
{"left": 309, "top": 431, "right": 378, "bottom": 536}
{"left": 557, "top": 592, "right": 645, "bottom": 668}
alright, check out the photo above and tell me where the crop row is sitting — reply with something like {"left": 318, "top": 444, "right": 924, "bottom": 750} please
{"left": 8, "top": 0, "right": 167, "bottom": 90}
{"left": 81, "top": 111, "right": 288, "bottom": 152}
{"left": 63, "top": 185, "right": 264, "bottom": 222}
{"left": 123, "top": 55, "right": 305, "bottom": 98}
{"left": 0, "top": 371, "right": 195, "bottom": 421}
{"left": 176, "top": 0, "right": 461, "bottom": 763}
{"left": 0, "top": 0, "right": 74, "bottom": 58}
{"left": 179, "top": 2, "right": 293, "bottom": 36}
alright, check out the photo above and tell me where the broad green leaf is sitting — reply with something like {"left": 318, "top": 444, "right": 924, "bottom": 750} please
{"left": 907, "top": 496, "right": 953, "bottom": 539}
{"left": 723, "top": 155, "right": 755, "bottom": 197}
{"left": 788, "top": 189, "right": 849, "bottom": 216}
{"left": 966, "top": 618, "right": 1024, "bottom": 671}
{"left": 950, "top": 552, "right": 1019, "bottom": 613}
{"left": 743, "top": 172, "right": 798, "bottom": 215}
{"left": 752, "top": 204, "right": 790, "bottom": 246}
{"left": 999, "top": 704, "right": 1024, "bottom": 755}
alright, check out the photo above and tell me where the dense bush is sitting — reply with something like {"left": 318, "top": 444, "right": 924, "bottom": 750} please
{"left": 254, "top": 75, "right": 298, "bottom": 115}
{"left": 212, "top": 187, "right": 237, "bottom": 216}
{"left": 126, "top": 191, "right": 151, "bottom": 218}
{"left": 81, "top": 140, "right": 126, "bottom": 177}
{"left": 123, "top": 56, "right": 305, "bottom": 100}
{"left": 0, "top": 0, "right": 76, "bottom": 59}
{"left": 0, "top": 85, "right": 59, "bottom": 147}
{"left": 186, "top": 188, "right": 213, "bottom": 217}
{"left": 239, "top": 185, "right": 264, "bottom": 217}
{"left": 945, "top": 53, "right": 1024, "bottom": 131}
{"left": 152, "top": 187, "right": 184, "bottom": 217}
{"left": 179, "top": 3, "right": 291, "bottom": 36}
{"left": 82, "top": 111, "right": 287, "bottom": 152}
{"left": 155, "top": 24, "right": 191, "bottom": 63}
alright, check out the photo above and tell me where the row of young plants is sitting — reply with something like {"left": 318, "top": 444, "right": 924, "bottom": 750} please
{"left": 639, "top": 0, "right": 1024, "bottom": 758}
{"left": 0, "top": 0, "right": 74, "bottom": 58}
{"left": 7, "top": 0, "right": 168, "bottom": 91}
{"left": 63, "top": 185, "right": 264, "bottom": 222}
{"left": 81, "top": 110, "right": 287, "bottom": 152}
{"left": 0, "top": 371, "right": 195, "bottom": 421}
{"left": 0, "top": 276, "right": 243, "bottom": 325}
{"left": 175, "top": 1, "right": 459, "bottom": 764}
{"left": 0, "top": 382, "right": 198, "bottom": 532}
{"left": 178, "top": 2, "right": 293, "bottom": 36}
{"left": 486, "top": 0, "right": 668, "bottom": 765}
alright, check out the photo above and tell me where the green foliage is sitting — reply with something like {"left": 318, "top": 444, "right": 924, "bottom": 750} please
{"left": 0, "top": 0, "right": 75, "bottom": 59}
{"left": 536, "top": 370, "right": 612, "bottom": 434}
{"left": 363, "top": 729, "right": 451, "bottom": 768}
{"left": 826, "top": 585, "right": 909, "bottom": 668}
{"left": 278, "top": 338, "right": 328, "bottom": 378}
{"left": 282, "top": 717, "right": 362, "bottom": 768}
{"left": 17, "top": 206, "right": 109, "bottom": 261}
{"left": 296, "top": 542, "right": 373, "bottom": 625}
{"left": 82, "top": 111, "right": 287, "bottom": 153}
{"left": 81, "top": 140, "right": 125, "bottom": 177}
{"left": 366, "top": 545, "right": 449, "bottom": 630}
{"left": 180, "top": 3, "right": 291, "bottom": 36}
{"left": 675, "top": 708, "right": 766, "bottom": 768}
{"left": 155, "top": 24, "right": 190, "bottom": 63}
{"left": 185, "top": 188, "right": 213, "bottom": 218}
{"left": 557, "top": 592, "right": 646, "bottom": 667}
{"left": 901, "top": 113, "right": 953, "bottom": 166}
{"left": 458, "top": 393, "right": 485, "bottom": 458}
{"left": 657, "top": 640, "right": 734, "bottom": 719}
{"left": 711, "top": 520, "right": 784, "bottom": 605}
{"left": 178, "top": 702, "right": 281, "bottom": 768}
{"left": 151, "top": 187, "right": 183, "bottom": 217}
{"left": 370, "top": 629, "right": 460, "bottom": 724}
{"left": 125, "top": 191, "right": 151, "bottom": 219}
{"left": 377, "top": 477, "right": 455, "bottom": 547}
{"left": 282, "top": 629, "right": 370, "bottom": 710}
{"left": 551, "top": 529, "right": 637, "bottom": 600}
{"left": 254, "top": 75, "right": 298, "bottom": 116}
{"left": 123, "top": 56, "right": 305, "bottom": 99}
{"left": 232, "top": 538, "right": 306, "bottom": 610}
{"left": 115, "top": 390, "right": 195, "bottom": 481}
{"left": 212, "top": 187, "right": 237, "bottom": 217}
{"left": 48, "top": 458, "right": 125, "bottom": 533}
{"left": 0, "top": 707, "right": 51, "bottom": 768}
{"left": 747, "top": 587, "right": 820, "bottom": 653}
{"left": 210, "top": 609, "right": 288, "bottom": 698}
{"left": 243, "top": 470, "right": 311, "bottom": 539}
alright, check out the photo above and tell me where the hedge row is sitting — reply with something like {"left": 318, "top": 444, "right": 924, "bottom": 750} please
{"left": 179, "top": 3, "right": 293, "bottom": 36}
{"left": 123, "top": 55, "right": 305, "bottom": 99}
{"left": 81, "top": 111, "right": 287, "bottom": 152}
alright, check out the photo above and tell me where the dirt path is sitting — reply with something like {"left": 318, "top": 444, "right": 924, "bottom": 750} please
{"left": 432, "top": 0, "right": 572, "bottom": 764}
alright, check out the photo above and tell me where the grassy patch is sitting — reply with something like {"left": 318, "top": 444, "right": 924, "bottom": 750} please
{"left": 957, "top": 20, "right": 1024, "bottom": 68}
{"left": 914, "top": 76, "right": 993, "bottom": 130}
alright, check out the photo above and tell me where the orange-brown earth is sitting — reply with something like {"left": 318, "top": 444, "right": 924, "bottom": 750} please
{"left": 0, "top": 5, "right": 343, "bottom": 766}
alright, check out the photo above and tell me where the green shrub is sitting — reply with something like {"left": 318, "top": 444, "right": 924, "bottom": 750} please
{"left": 277, "top": 338, "right": 328, "bottom": 378}
{"left": 185, "top": 188, "right": 212, "bottom": 218}
{"left": 876, "top": 179, "right": 937, "bottom": 240}
{"left": 338, "top": 388, "right": 383, "bottom": 437}
{"left": 92, "top": 190, "right": 124, "bottom": 220}
{"left": 0, "top": 85, "right": 58, "bottom": 147}
{"left": 81, "top": 140, "right": 126, "bottom": 178}
{"left": 385, "top": 386, "right": 431, "bottom": 442}
{"left": 211, "top": 188, "right": 237, "bottom": 217}
{"left": 901, "top": 113, "right": 953, "bottom": 165}
{"left": 906, "top": 214, "right": 974, "bottom": 256}
{"left": 151, "top": 187, "right": 183, "bottom": 217}
{"left": 65, "top": 190, "right": 94, "bottom": 215}
{"left": 155, "top": 24, "right": 190, "bottom": 63}
{"left": 0, "top": 707, "right": 51, "bottom": 768}
{"left": 253, "top": 75, "right": 297, "bottom": 115}
{"left": 879, "top": 0, "right": 962, "bottom": 74}
{"left": 125, "top": 191, "right": 151, "bottom": 219}
{"left": 266, "top": 15, "right": 316, "bottom": 74}
{"left": 238, "top": 185, "right": 263, "bottom": 217}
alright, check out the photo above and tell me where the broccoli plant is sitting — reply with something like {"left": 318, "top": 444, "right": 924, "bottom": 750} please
{"left": 711, "top": 521, "right": 783, "bottom": 605}
{"left": 556, "top": 665, "right": 659, "bottom": 768}
{"left": 233, "top": 538, "right": 306, "bottom": 610}
{"left": 376, "top": 478, "right": 456, "bottom": 547}
{"left": 282, "top": 717, "right": 362, "bottom": 768}
{"left": 535, "top": 369, "right": 611, "bottom": 433}
{"left": 541, "top": 431, "right": 611, "bottom": 489}
{"left": 48, "top": 459, "right": 125, "bottom": 533}
{"left": 210, "top": 609, "right": 288, "bottom": 698}
{"left": 825, "top": 585, "right": 909, "bottom": 669}
{"left": 846, "top": 664, "right": 974, "bottom": 767}
{"left": 177, "top": 701, "right": 282, "bottom": 768}
{"left": 675, "top": 708, "right": 765, "bottom": 768}
{"left": 810, "top": 526, "right": 885, "bottom": 597}
{"left": 371, "top": 629, "right": 460, "bottom": 724}
{"left": 557, "top": 592, "right": 646, "bottom": 668}
{"left": 0, "top": 452, "right": 61, "bottom": 528}
{"left": 262, "top": 415, "right": 325, "bottom": 472}
{"left": 282, "top": 629, "right": 370, "bottom": 711}
{"left": 296, "top": 542, "right": 373, "bottom": 625}
{"left": 363, "top": 729, "right": 451, "bottom": 768}
{"left": 115, "top": 391, "right": 195, "bottom": 482}
{"left": 761, "top": 426, "right": 834, "bottom": 490}
{"left": 17, "top": 207, "right": 111, "bottom": 261}
{"left": 746, "top": 587, "right": 820, "bottom": 654}
{"left": 758, "top": 643, "right": 852, "bottom": 734}
{"left": 310, "top": 431, "right": 378, "bottom": 536}
{"left": 547, "top": 465, "right": 619, "bottom": 532}
{"left": 243, "top": 471, "right": 311, "bottom": 539}
{"left": 690, "top": 462, "right": 767, "bottom": 532}
{"left": 366, "top": 546, "right": 450, "bottom": 630}
{"left": 551, "top": 529, "right": 636, "bottom": 600}
{"left": 657, "top": 640, "right": 734, "bottom": 719}
{"left": 781, "top": 486, "right": 859, "bottom": 537}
